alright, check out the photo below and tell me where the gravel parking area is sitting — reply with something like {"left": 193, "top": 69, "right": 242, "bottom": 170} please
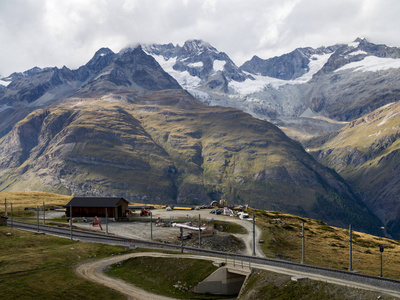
{"left": 44, "top": 208, "right": 264, "bottom": 256}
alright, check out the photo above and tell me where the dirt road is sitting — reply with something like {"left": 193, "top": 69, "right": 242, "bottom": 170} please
{"left": 75, "top": 252, "right": 235, "bottom": 300}
{"left": 76, "top": 252, "right": 400, "bottom": 300}
{"left": 75, "top": 252, "right": 179, "bottom": 300}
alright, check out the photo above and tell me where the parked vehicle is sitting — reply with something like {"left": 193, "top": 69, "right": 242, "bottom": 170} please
{"left": 237, "top": 212, "right": 249, "bottom": 220}
{"left": 177, "top": 233, "right": 192, "bottom": 240}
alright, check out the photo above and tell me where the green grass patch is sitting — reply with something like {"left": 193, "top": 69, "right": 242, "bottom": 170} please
{"left": 317, "top": 225, "right": 335, "bottom": 232}
{"left": 238, "top": 270, "right": 389, "bottom": 300}
{"left": 0, "top": 227, "right": 127, "bottom": 300}
{"left": 105, "top": 257, "right": 219, "bottom": 299}
{"left": 208, "top": 220, "right": 248, "bottom": 234}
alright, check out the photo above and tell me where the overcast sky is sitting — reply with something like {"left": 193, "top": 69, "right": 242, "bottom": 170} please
{"left": 1, "top": 0, "right": 400, "bottom": 76}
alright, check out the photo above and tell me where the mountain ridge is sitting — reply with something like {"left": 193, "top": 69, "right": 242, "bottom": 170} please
{"left": 141, "top": 38, "right": 400, "bottom": 143}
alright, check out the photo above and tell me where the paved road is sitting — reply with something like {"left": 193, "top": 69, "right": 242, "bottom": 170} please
{"left": 76, "top": 252, "right": 400, "bottom": 300}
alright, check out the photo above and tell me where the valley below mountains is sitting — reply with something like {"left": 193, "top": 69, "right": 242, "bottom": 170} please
{"left": 2, "top": 38, "right": 400, "bottom": 237}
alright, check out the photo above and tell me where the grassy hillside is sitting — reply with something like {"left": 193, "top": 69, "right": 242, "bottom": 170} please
{"left": 0, "top": 227, "right": 127, "bottom": 300}
{"left": 307, "top": 101, "right": 400, "bottom": 238}
{"left": 238, "top": 269, "right": 392, "bottom": 300}
{"left": 250, "top": 208, "right": 400, "bottom": 279}
{"left": 0, "top": 191, "right": 71, "bottom": 210}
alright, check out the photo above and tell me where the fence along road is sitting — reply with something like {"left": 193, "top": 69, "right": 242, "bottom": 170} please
{"left": 7, "top": 220, "right": 400, "bottom": 298}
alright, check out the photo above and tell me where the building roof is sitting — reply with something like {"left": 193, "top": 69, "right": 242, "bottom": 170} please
{"left": 65, "top": 197, "right": 129, "bottom": 208}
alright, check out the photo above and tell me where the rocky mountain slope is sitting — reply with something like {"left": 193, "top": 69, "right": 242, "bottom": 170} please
{"left": 0, "top": 45, "right": 181, "bottom": 138}
{"left": 0, "top": 46, "right": 382, "bottom": 234}
{"left": 307, "top": 101, "right": 400, "bottom": 238}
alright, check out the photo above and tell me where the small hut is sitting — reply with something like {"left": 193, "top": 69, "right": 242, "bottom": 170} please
{"left": 64, "top": 197, "right": 129, "bottom": 221}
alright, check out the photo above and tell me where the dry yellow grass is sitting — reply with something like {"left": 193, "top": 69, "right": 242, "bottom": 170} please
{"left": 128, "top": 202, "right": 166, "bottom": 209}
{"left": 0, "top": 191, "right": 71, "bottom": 211}
{"left": 252, "top": 209, "right": 400, "bottom": 279}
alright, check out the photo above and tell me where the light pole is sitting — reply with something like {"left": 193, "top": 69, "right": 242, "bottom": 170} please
{"left": 379, "top": 245, "right": 384, "bottom": 277}
{"left": 349, "top": 224, "right": 353, "bottom": 272}
{"left": 198, "top": 214, "right": 201, "bottom": 248}
{"left": 252, "top": 213, "right": 256, "bottom": 256}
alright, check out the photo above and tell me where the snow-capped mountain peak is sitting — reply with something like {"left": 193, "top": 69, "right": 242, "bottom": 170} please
{"left": 181, "top": 39, "right": 217, "bottom": 56}
{"left": 143, "top": 39, "right": 249, "bottom": 93}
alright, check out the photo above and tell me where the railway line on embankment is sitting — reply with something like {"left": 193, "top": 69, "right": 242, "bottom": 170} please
{"left": 7, "top": 220, "right": 400, "bottom": 298}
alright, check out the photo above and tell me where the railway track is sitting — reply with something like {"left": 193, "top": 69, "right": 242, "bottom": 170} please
{"left": 7, "top": 220, "right": 400, "bottom": 295}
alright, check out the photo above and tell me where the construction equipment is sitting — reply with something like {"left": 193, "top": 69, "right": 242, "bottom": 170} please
{"left": 140, "top": 209, "right": 151, "bottom": 216}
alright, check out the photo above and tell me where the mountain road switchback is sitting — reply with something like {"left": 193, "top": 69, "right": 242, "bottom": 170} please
{"left": 75, "top": 252, "right": 400, "bottom": 300}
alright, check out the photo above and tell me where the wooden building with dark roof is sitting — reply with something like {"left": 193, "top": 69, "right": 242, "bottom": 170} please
{"left": 64, "top": 197, "right": 129, "bottom": 220}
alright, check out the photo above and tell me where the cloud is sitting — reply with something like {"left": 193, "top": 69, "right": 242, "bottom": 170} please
{"left": 0, "top": 0, "right": 400, "bottom": 76}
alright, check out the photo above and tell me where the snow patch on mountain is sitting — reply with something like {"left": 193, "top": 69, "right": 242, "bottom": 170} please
{"left": 348, "top": 50, "right": 367, "bottom": 56}
{"left": 151, "top": 54, "right": 201, "bottom": 89}
{"left": 213, "top": 60, "right": 226, "bottom": 72}
{"left": 0, "top": 104, "right": 11, "bottom": 112}
{"left": 348, "top": 41, "right": 360, "bottom": 48}
{"left": 335, "top": 56, "right": 400, "bottom": 73}
{"left": 230, "top": 53, "right": 332, "bottom": 95}
{"left": 0, "top": 79, "right": 11, "bottom": 87}
{"left": 188, "top": 62, "right": 203, "bottom": 68}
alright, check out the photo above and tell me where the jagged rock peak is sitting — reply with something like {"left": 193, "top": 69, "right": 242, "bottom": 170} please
{"left": 354, "top": 37, "right": 368, "bottom": 44}
{"left": 182, "top": 39, "right": 218, "bottom": 55}
{"left": 4, "top": 66, "right": 43, "bottom": 81}
{"left": 117, "top": 44, "right": 144, "bottom": 56}
{"left": 142, "top": 43, "right": 175, "bottom": 56}
{"left": 93, "top": 47, "right": 115, "bottom": 57}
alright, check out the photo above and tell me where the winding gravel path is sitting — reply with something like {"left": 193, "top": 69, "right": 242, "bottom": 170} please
{"left": 75, "top": 252, "right": 228, "bottom": 300}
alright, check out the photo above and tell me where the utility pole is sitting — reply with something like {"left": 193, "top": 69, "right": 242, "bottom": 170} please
{"left": 70, "top": 204, "right": 73, "bottom": 240}
{"left": 10, "top": 203, "right": 13, "bottom": 228}
{"left": 180, "top": 227, "right": 183, "bottom": 253}
{"left": 252, "top": 213, "right": 256, "bottom": 256}
{"left": 43, "top": 202, "right": 45, "bottom": 225}
{"left": 198, "top": 214, "right": 201, "bottom": 248}
{"left": 150, "top": 211, "right": 153, "bottom": 241}
{"left": 301, "top": 222, "right": 305, "bottom": 264}
{"left": 4, "top": 198, "right": 7, "bottom": 217}
{"left": 349, "top": 224, "right": 353, "bottom": 272}
{"left": 36, "top": 206, "right": 40, "bottom": 233}
{"left": 105, "top": 207, "right": 108, "bottom": 234}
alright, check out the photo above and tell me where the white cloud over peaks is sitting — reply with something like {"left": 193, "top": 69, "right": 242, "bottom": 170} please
{"left": 1, "top": 0, "right": 400, "bottom": 76}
